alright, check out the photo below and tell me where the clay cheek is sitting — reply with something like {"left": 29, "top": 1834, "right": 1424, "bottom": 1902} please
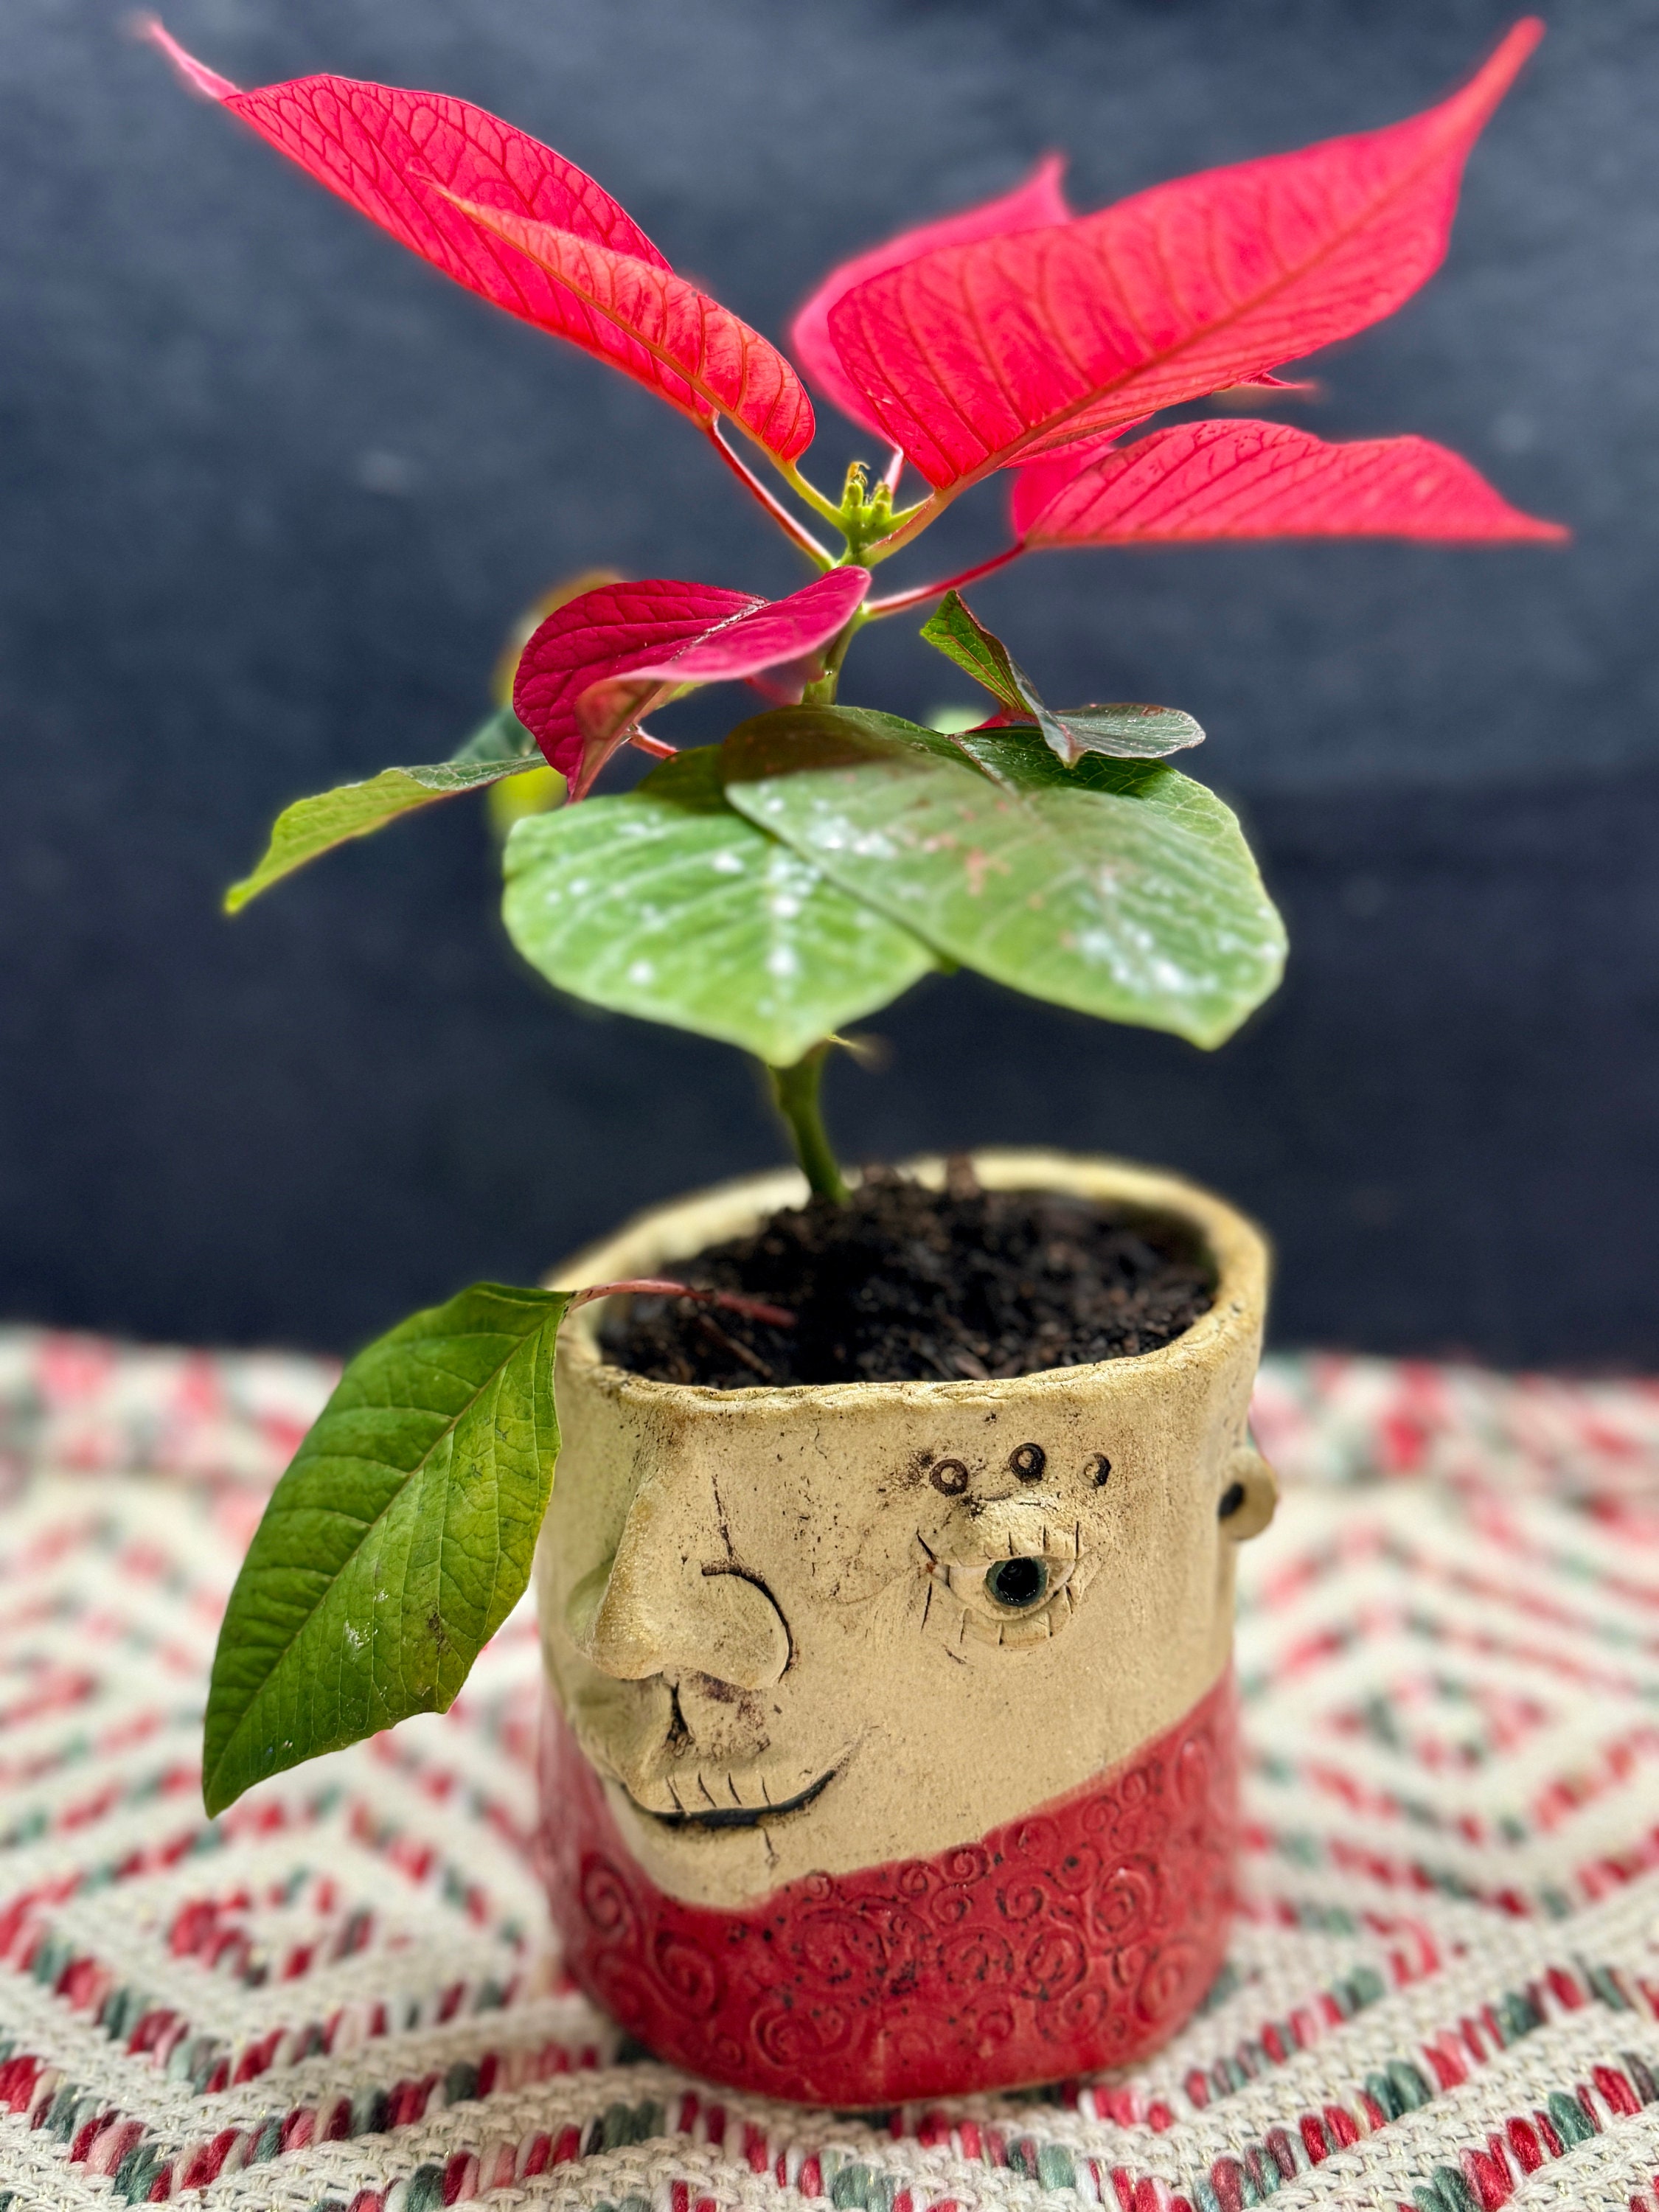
{"left": 796, "top": 1497, "right": 931, "bottom": 1605}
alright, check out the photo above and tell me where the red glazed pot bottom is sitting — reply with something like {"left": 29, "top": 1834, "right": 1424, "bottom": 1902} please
{"left": 538, "top": 1669, "right": 1237, "bottom": 2105}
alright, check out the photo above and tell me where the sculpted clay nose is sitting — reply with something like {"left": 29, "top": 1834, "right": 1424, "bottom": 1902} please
{"left": 571, "top": 1478, "right": 790, "bottom": 1691}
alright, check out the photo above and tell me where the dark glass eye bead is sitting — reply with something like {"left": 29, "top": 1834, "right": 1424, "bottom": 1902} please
{"left": 984, "top": 1557, "right": 1048, "bottom": 1610}
{"left": 1009, "top": 1442, "right": 1046, "bottom": 1482}
{"left": 1218, "top": 1481, "right": 1245, "bottom": 1519}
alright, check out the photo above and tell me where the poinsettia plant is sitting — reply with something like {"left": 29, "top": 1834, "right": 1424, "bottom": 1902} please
{"left": 145, "top": 18, "right": 1562, "bottom": 1812}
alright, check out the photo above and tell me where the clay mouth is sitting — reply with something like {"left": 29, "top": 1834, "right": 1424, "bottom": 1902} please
{"left": 627, "top": 1763, "right": 840, "bottom": 1832}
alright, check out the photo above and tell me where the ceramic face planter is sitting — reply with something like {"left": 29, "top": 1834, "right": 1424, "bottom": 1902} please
{"left": 536, "top": 1150, "right": 1274, "bottom": 2104}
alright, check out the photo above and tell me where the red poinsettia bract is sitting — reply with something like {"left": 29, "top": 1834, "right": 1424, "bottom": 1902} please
{"left": 828, "top": 22, "right": 1549, "bottom": 494}
{"left": 141, "top": 19, "right": 813, "bottom": 466}
{"left": 512, "top": 568, "right": 870, "bottom": 799}
{"left": 1010, "top": 420, "right": 1568, "bottom": 548}
{"left": 147, "top": 15, "right": 1562, "bottom": 791}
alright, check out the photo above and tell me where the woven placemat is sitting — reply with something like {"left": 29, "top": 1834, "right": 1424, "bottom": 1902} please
{"left": 1, "top": 1329, "right": 1658, "bottom": 2212}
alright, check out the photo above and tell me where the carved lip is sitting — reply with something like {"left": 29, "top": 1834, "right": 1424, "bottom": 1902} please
{"left": 625, "top": 1761, "right": 841, "bottom": 1832}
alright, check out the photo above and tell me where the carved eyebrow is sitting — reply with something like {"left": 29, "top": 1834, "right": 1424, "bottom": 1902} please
{"left": 914, "top": 1520, "right": 1085, "bottom": 1562}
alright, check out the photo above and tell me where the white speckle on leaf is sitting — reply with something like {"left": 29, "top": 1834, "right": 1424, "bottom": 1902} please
{"left": 627, "top": 959, "right": 655, "bottom": 985}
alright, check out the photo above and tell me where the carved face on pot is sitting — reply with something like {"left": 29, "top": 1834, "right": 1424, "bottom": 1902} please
{"left": 539, "top": 1154, "right": 1275, "bottom": 1914}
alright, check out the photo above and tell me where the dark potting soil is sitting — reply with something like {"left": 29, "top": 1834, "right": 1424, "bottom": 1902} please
{"left": 603, "top": 1162, "right": 1215, "bottom": 1389}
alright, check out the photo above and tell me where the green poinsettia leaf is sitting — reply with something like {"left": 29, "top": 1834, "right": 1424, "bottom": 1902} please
{"left": 501, "top": 745, "right": 936, "bottom": 1063}
{"left": 919, "top": 590, "right": 1031, "bottom": 718}
{"left": 224, "top": 707, "right": 540, "bottom": 912}
{"left": 919, "top": 591, "right": 1203, "bottom": 765}
{"left": 202, "top": 1281, "right": 568, "bottom": 1816}
{"left": 1006, "top": 702, "right": 1205, "bottom": 761}
{"left": 448, "top": 703, "right": 543, "bottom": 766}
{"left": 721, "top": 706, "right": 1284, "bottom": 1049}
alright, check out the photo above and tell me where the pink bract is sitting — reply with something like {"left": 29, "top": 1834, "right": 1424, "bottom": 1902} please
{"left": 512, "top": 568, "right": 871, "bottom": 799}
{"left": 790, "top": 156, "right": 1071, "bottom": 440}
{"left": 147, "top": 21, "right": 1562, "bottom": 660}
{"left": 1012, "top": 420, "right": 1567, "bottom": 546}
{"left": 827, "top": 21, "right": 1544, "bottom": 492}
{"left": 141, "top": 21, "right": 811, "bottom": 462}
{"left": 435, "top": 193, "right": 813, "bottom": 462}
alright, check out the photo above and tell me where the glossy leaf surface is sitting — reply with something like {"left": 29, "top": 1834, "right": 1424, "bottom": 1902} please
{"left": 829, "top": 22, "right": 1542, "bottom": 490}
{"left": 203, "top": 1282, "right": 568, "bottom": 1814}
{"left": 790, "top": 156, "right": 1071, "bottom": 437}
{"left": 439, "top": 192, "right": 813, "bottom": 459}
{"left": 224, "top": 708, "right": 539, "bottom": 911}
{"left": 512, "top": 569, "right": 869, "bottom": 799}
{"left": 146, "top": 24, "right": 810, "bottom": 458}
{"left": 1013, "top": 418, "right": 1567, "bottom": 544}
{"left": 723, "top": 709, "right": 1283, "bottom": 1048}
{"left": 502, "top": 749, "right": 934, "bottom": 1061}
{"left": 919, "top": 592, "right": 1203, "bottom": 767}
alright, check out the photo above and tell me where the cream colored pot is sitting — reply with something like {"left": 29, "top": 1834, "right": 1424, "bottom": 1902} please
{"left": 534, "top": 1150, "right": 1274, "bottom": 2104}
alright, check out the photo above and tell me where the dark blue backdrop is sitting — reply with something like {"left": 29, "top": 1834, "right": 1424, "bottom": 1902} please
{"left": 3, "top": 1, "right": 1654, "bottom": 1365}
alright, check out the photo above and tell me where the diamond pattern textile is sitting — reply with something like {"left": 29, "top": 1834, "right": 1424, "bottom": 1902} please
{"left": 1, "top": 1329, "right": 1658, "bottom": 2211}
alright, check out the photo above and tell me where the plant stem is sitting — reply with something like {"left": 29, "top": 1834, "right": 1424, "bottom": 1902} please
{"left": 799, "top": 609, "right": 864, "bottom": 706}
{"left": 767, "top": 1044, "right": 848, "bottom": 1203}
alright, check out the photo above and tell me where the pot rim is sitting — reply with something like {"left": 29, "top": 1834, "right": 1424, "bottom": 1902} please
{"left": 547, "top": 1147, "right": 1270, "bottom": 1413}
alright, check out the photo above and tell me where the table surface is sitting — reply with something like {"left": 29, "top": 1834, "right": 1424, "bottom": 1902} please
{"left": 1, "top": 1330, "right": 1658, "bottom": 2212}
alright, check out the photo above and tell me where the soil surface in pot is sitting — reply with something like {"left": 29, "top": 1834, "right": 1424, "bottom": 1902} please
{"left": 605, "top": 1163, "right": 1214, "bottom": 1388}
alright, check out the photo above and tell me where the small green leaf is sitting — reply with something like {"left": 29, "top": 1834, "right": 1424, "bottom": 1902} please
{"left": 224, "top": 707, "right": 540, "bottom": 911}
{"left": 919, "top": 591, "right": 1203, "bottom": 765}
{"left": 202, "top": 1281, "right": 568, "bottom": 1815}
{"left": 448, "top": 704, "right": 541, "bottom": 766}
{"left": 722, "top": 707, "right": 1284, "bottom": 1049}
{"left": 501, "top": 746, "right": 936, "bottom": 1062}
{"left": 919, "top": 591, "right": 1030, "bottom": 717}
{"left": 998, "top": 703, "right": 1205, "bottom": 760}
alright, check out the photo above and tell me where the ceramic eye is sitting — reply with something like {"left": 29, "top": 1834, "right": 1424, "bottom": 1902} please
{"left": 984, "top": 1555, "right": 1048, "bottom": 1610}
{"left": 1008, "top": 1442, "right": 1046, "bottom": 1483}
{"left": 927, "top": 1543, "right": 1085, "bottom": 1648}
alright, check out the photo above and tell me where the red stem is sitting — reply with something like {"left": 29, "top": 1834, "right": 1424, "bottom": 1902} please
{"left": 627, "top": 730, "right": 677, "bottom": 759}
{"left": 570, "top": 1278, "right": 796, "bottom": 1329}
{"left": 863, "top": 542, "right": 1026, "bottom": 617}
{"left": 706, "top": 424, "right": 833, "bottom": 567}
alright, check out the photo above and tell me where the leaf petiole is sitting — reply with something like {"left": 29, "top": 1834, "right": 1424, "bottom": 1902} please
{"left": 571, "top": 1278, "right": 796, "bottom": 1328}
{"left": 708, "top": 423, "right": 835, "bottom": 566}
{"left": 864, "top": 543, "right": 1026, "bottom": 618}
{"left": 779, "top": 458, "right": 852, "bottom": 531}
{"left": 859, "top": 486, "right": 956, "bottom": 560}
